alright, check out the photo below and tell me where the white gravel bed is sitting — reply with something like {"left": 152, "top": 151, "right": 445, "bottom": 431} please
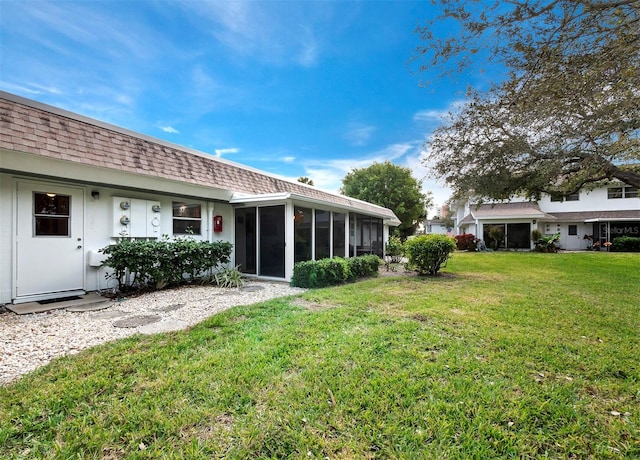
{"left": 0, "top": 282, "right": 305, "bottom": 386}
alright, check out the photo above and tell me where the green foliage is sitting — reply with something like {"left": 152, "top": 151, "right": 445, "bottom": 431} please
{"left": 297, "top": 176, "right": 314, "bottom": 186}
{"left": 420, "top": 1, "right": 640, "bottom": 198}
{"left": 405, "top": 234, "right": 456, "bottom": 275}
{"left": 211, "top": 266, "right": 246, "bottom": 288}
{"left": 611, "top": 236, "right": 640, "bottom": 252}
{"left": 291, "top": 255, "right": 380, "bottom": 288}
{"left": 3, "top": 253, "right": 638, "bottom": 457}
{"left": 531, "top": 229, "right": 542, "bottom": 242}
{"left": 291, "top": 258, "right": 349, "bottom": 288}
{"left": 488, "top": 226, "right": 504, "bottom": 250}
{"left": 385, "top": 235, "right": 405, "bottom": 263}
{"left": 340, "top": 161, "right": 432, "bottom": 239}
{"left": 533, "top": 233, "right": 560, "bottom": 253}
{"left": 101, "top": 237, "right": 232, "bottom": 291}
{"left": 346, "top": 254, "right": 381, "bottom": 280}
{"left": 454, "top": 233, "right": 478, "bottom": 251}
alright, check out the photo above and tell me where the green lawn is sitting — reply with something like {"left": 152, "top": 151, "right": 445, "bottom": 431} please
{"left": 1, "top": 252, "right": 638, "bottom": 459}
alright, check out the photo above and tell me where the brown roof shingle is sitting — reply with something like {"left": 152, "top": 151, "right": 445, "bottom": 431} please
{"left": 0, "top": 92, "right": 399, "bottom": 223}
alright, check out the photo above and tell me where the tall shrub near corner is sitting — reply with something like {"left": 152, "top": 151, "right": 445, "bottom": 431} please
{"left": 405, "top": 234, "right": 456, "bottom": 276}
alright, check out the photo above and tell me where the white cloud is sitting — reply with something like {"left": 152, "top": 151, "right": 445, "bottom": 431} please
{"left": 177, "top": 1, "right": 329, "bottom": 68}
{"left": 282, "top": 156, "right": 296, "bottom": 163}
{"left": 214, "top": 148, "right": 240, "bottom": 157}
{"left": 160, "top": 126, "right": 179, "bottom": 134}
{"left": 413, "top": 100, "right": 468, "bottom": 124}
{"left": 403, "top": 146, "right": 452, "bottom": 216}
{"left": 413, "top": 109, "right": 446, "bottom": 122}
{"left": 344, "top": 122, "right": 376, "bottom": 146}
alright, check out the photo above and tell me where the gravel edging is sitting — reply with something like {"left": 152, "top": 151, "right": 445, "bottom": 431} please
{"left": 0, "top": 282, "right": 305, "bottom": 386}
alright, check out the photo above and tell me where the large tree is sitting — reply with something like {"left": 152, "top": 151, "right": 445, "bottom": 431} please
{"left": 417, "top": 0, "right": 640, "bottom": 199}
{"left": 341, "top": 161, "right": 432, "bottom": 238}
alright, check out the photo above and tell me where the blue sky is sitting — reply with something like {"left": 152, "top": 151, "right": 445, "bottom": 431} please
{"left": 0, "top": 1, "right": 488, "bottom": 214}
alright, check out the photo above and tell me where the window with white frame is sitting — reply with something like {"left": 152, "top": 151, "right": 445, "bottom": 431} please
{"left": 172, "top": 202, "right": 202, "bottom": 234}
{"left": 608, "top": 187, "right": 637, "bottom": 199}
{"left": 550, "top": 192, "right": 579, "bottom": 202}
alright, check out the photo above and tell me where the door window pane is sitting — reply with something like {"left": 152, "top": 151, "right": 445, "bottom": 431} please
{"left": 259, "top": 206, "right": 285, "bottom": 277}
{"left": 34, "top": 192, "right": 70, "bottom": 236}
{"left": 235, "top": 208, "right": 257, "bottom": 274}
{"left": 332, "top": 213, "right": 346, "bottom": 258}
{"left": 315, "top": 210, "right": 330, "bottom": 260}
{"left": 294, "top": 207, "right": 312, "bottom": 262}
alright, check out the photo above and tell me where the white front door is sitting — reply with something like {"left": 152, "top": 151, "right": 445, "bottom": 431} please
{"left": 15, "top": 181, "right": 85, "bottom": 302}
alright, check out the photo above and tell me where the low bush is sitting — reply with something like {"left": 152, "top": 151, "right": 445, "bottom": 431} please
{"left": 611, "top": 236, "right": 640, "bottom": 252}
{"left": 533, "top": 233, "right": 561, "bottom": 253}
{"left": 346, "top": 254, "right": 380, "bottom": 280}
{"left": 291, "top": 258, "right": 350, "bottom": 288}
{"left": 385, "top": 236, "right": 405, "bottom": 263}
{"left": 101, "top": 237, "right": 233, "bottom": 291}
{"left": 210, "top": 265, "right": 246, "bottom": 288}
{"left": 405, "top": 234, "right": 456, "bottom": 275}
{"left": 291, "top": 255, "right": 380, "bottom": 288}
{"left": 454, "top": 233, "right": 479, "bottom": 251}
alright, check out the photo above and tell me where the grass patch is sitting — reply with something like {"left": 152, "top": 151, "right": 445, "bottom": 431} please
{"left": 1, "top": 252, "right": 638, "bottom": 458}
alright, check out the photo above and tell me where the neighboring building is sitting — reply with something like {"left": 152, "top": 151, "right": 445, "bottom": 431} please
{"left": 424, "top": 217, "right": 456, "bottom": 237}
{"left": 0, "top": 92, "right": 399, "bottom": 304}
{"left": 453, "top": 187, "right": 640, "bottom": 250}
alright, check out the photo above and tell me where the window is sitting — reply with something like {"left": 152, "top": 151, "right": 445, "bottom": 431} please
{"left": 172, "top": 202, "right": 201, "bottom": 234}
{"left": 34, "top": 192, "right": 70, "bottom": 236}
{"left": 294, "top": 207, "right": 312, "bottom": 262}
{"left": 568, "top": 225, "right": 578, "bottom": 236}
{"left": 608, "top": 187, "right": 623, "bottom": 199}
{"left": 551, "top": 192, "right": 579, "bottom": 202}
{"left": 332, "top": 213, "right": 346, "bottom": 258}
{"left": 608, "top": 186, "right": 638, "bottom": 199}
{"left": 315, "top": 210, "right": 330, "bottom": 260}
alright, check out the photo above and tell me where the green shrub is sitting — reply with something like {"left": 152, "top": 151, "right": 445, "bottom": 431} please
{"left": 531, "top": 229, "right": 542, "bottom": 242}
{"left": 211, "top": 266, "right": 246, "bottom": 288}
{"left": 405, "top": 234, "right": 456, "bottom": 275}
{"left": 611, "top": 236, "right": 640, "bottom": 252}
{"left": 291, "top": 255, "right": 380, "bottom": 288}
{"left": 291, "top": 258, "right": 350, "bottom": 288}
{"left": 385, "top": 236, "right": 405, "bottom": 263}
{"left": 533, "top": 233, "right": 560, "bottom": 253}
{"left": 101, "top": 237, "right": 232, "bottom": 292}
{"left": 347, "top": 254, "right": 381, "bottom": 280}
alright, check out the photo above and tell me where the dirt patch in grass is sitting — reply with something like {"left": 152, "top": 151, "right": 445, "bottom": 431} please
{"left": 290, "top": 298, "right": 337, "bottom": 311}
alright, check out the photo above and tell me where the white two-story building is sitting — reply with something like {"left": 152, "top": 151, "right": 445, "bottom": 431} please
{"left": 453, "top": 187, "right": 640, "bottom": 250}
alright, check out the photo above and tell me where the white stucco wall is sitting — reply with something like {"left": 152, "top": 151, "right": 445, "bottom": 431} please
{"left": 0, "top": 174, "right": 13, "bottom": 303}
{"left": 539, "top": 188, "right": 640, "bottom": 213}
{"left": 0, "top": 173, "right": 235, "bottom": 304}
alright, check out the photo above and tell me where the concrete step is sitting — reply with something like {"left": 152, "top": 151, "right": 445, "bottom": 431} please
{"left": 6, "top": 293, "right": 109, "bottom": 315}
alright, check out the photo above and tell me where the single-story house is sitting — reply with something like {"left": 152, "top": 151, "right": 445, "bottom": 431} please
{"left": 454, "top": 188, "right": 640, "bottom": 250}
{"left": 0, "top": 91, "right": 400, "bottom": 304}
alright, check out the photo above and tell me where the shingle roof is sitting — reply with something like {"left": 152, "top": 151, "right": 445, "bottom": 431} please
{"left": 462, "top": 202, "right": 556, "bottom": 221}
{"left": 548, "top": 210, "right": 640, "bottom": 221}
{"left": 0, "top": 91, "right": 399, "bottom": 224}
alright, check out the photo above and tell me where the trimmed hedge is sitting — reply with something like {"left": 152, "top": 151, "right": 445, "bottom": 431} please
{"left": 405, "top": 234, "right": 456, "bottom": 275}
{"left": 455, "top": 233, "right": 479, "bottom": 251}
{"left": 611, "top": 236, "right": 640, "bottom": 252}
{"left": 291, "top": 255, "right": 380, "bottom": 288}
{"left": 101, "top": 237, "right": 233, "bottom": 291}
